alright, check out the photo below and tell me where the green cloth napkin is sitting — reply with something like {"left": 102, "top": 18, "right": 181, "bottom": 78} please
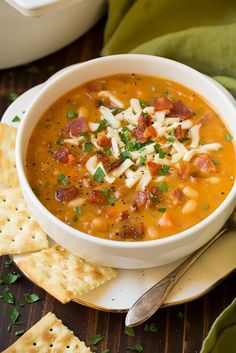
{"left": 102, "top": 0, "right": 236, "bottom": 97}
{"left": 200, "top": 298, "right": 236, "bottom": 353}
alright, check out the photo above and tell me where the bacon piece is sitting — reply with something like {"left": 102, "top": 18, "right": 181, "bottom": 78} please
{"left": 68, "top": 117, "right": 88, "bottom": 136}
{"left": 68, "top": 154, "right": 77, "bottom": 165}
{"left": 118, "top": 210, "right": 130, "bottom": 221}
{"left": 144, "top": 125, "right": 157, "bottom": 139}
{"left": 119, "top": 222, "right": 144, "bottom": 240}
{"left": 58, "top": 128, "right": 70, "bottom": 138}
{"left": 97, "top": 151, "right": 110, "bottom": 165}
{"left": 174, "top": 125, "right": 184, "bottom": 140}
{"left": 88, "top": 190, "right": 106, "bottom": 204}
{"left": 55, "top": 186, "right": 78, "bottom": 203}
{"left": 134, "top": 191, "right": 147, "bottom": 207}
{"left": 109, "top": 159, "right": 122, "bottom": 172}
{"left": 132, "top": 124, "right": 146, "bottom": 143}
{"left": 154, "top": 97, "right": 173, "bottom": 111}
{"left": 179, "top": 161, "right": 191, "bottom": 180}
{"left": 54, "top": 148, "right": 70, "bottom": 164}
{"left": 147, "top": 161, "right": 160, "bottom": 176}
{"left": 138, "top": 113, "right": 152, "bottom": 127}
{"left": 87, "top": 82, "right": 104, "bottom": 92}
{"left": 171, "top": 100, "right": 192, "bottom": 119}
{"left": 171, "top": 188, "right": 184, "bottom": 205}
{"left": 97, "top": 133, "right": 112, "bottom": 148}
{"left": 193, "top": 154, "right": 216, "bottom": 174}
{"left": 158, "top": 213, "right": 173, "bottom": 228}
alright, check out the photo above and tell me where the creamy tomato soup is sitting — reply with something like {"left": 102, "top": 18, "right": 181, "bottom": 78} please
{"left": 26, "top": 74, "right": 235, "bottom": 241}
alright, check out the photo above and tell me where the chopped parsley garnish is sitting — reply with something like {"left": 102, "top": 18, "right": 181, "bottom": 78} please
{"left": 8, "top": 307, "right": 20, "bottom": 323}
{"left": 127, "top": 141, "right": 137, "bottom": 152}
{"left": 15, "top": 329, "right": 25, "bottom": 336}
{"left": 157, "top": 207, "right": 166, "bottom": 213}
{"left": 226, "top": 132, "right": 233, "bottom": 141}
{"left": 112, "top": 108, "right": 123, "bottom": 115}
{"left": 140, "top": 99, "right": 147, "bottom": 108}
{"left": 57, "top": 174, "right": 70, "bottom": 185}
{"left": 12, "top": 116, "right": 21, "bottom": 123}
{"left": 125, "top": 326, "right": 135, "bottom": 337}
{"left": 3, "top": 287, "right": 14, "bottom": 304}
{"left": 158, "top": 165, "right": 169, "bottom": 175}
{"left": 83, "top": 142, "right": 93, "bottom": 153}
{"left": 104, "top": 148, "right": 111, "bottom": 156}
{"left": 73, "top": 215, "right": 78, "bottom": 222}
{"left": 56, "top": 139, "right": 64, "bottom": 146}
{"left": 89, "top": 333, "right": 103, "bottom": 345}
{"left": 80, "top": 131, "right": 89, "bottom": 137}
{"left": 102, "top": 189, "right": 110, "bottom": 197}
{"left": 94, "top": 167, "right": 105, "bottom": 183}
{"left": 120, "top": 127, "right": 130, "bottom": 144}
{"left": 144, "top": 322, "right": 158, "bottom": 332}
{"left": 74, "top": 206, "right": 82, "bottom": 214}
{"left": 213, "top": 159, "right": 220, "bottom": 165}
{"left": 167, "top": 136, "right": 176, "bottom": 143}
{"left": 45, "top": 123, "right": 51, "bottom": 129}
{"left": 154, "top": 143, "right": 166, "bottom": 158}
{"left": 139, "top": 156, "right": 146, "bottom": 165}
{"left": 24, "top": 293, "right": 40, "bottom": 304}
{"left": 158, "top": 181, "right": 168, "bottom": 192}
{"left": 67, "top": 110, "right": 77, "bottom": 119}
{"left": 108, "top": 197, "right": 117, "bottom": 205}
{"left": 97, "top": 119, "right": 107, "bottom": 132}
{"left": 126, "top": 343, "right": 144, "bottom": 352}
{"left": 6, "top": 92, "right": 19, "bottom": 102}
{"left": 121, "top": 150, "right": 131, "bottom": 161}
{"left": 179, "top": 136, "right": 190, "bottom": 143}
{"left": 1, "top": 273, "right": 21, "bottom": 284}
{"left": 203, "top": 203, "right": 210, "bottom": 211}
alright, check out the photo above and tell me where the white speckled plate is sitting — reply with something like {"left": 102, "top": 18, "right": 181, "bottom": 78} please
{"left": 2, "top": 69, "right": 236, "bottom": 312}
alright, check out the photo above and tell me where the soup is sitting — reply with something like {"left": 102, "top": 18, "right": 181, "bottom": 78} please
{"left": 26, "top": 74, "right": 235, "bottom": 241}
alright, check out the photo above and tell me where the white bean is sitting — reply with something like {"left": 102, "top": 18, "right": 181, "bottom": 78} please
{"left": 207, "top": 177, "right": 221, "bottom": 184}
{"left": 68, "top": 197, "right": 85, "bottom": 208}
{"left": 183, "top": 186, "right": 199, "bottom": 198}
{"left": 146, "top": 225, "right": 159, "bottom": 239}
{"left": 182, "top": 199, "right": 197, "bottom": 214}
{"left": 91, "top": 217, "right": 106, "bottom": 231}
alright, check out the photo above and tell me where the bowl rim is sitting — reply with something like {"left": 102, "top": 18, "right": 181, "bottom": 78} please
{"left": 16, "top": 54, "right": 236, "bottom": 249}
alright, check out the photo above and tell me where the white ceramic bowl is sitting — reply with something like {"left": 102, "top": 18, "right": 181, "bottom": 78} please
{"left": 16, "top": 54, "right": 236, "bottom": 269}
{"left": 0, "top": 0, "right": 105, "bottom": 69}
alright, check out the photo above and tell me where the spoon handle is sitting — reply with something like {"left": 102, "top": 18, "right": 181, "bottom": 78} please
{"left": 125, "top": 224, "right": 229, "bottom": 327}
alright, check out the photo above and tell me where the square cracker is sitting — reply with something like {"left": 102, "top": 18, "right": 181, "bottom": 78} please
{"left": 2, "top": 311, "right": 92, "bottom": 353}
{"left": 0, "top": 123, "right": 18, "bottom": 187}
{"left": 0, "top": 187, "right": 48, "bottom": 255}
{"left": 18, "top": 245, "right": 118, "bottom": 303}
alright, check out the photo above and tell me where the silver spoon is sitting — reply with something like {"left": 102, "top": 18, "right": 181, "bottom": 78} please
{"left": 125, "top": 213, "right": 236, "bottom": 327}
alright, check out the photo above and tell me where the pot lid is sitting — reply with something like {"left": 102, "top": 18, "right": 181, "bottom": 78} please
{"left": 4, "top": 0, "right": 82, "bottom": 17}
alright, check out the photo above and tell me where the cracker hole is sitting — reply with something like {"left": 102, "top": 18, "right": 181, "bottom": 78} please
{"left": 7, "top": 219, "right": 10, "bottom": 222}
{"left": 50, "top": 344, "right": 53, "bottom": 347}
{"left": 32, "top": 236, "right": 35, "bottom": 239}
{"left": 33, "top": 342, "right": 37, "bottom": 346}
{"left": 11, "top": 239, "right": 15, "bottom": 242}
{"left": 3, "top": 199, "right": 6, "bottom": 202}
{"left": 27, "top": 216, "right": 31, "bottom": 219}
{"left": 67, "top": 346, "right": 70, "bottom": 349}
{"left": 15, "top": 208, "right": 18, "bottom": 211}
{"left": 49, "top": 328, "right": 53, "bottom": 332}
{"left": 20, "top": 227, "right": 23, "bottom": 231}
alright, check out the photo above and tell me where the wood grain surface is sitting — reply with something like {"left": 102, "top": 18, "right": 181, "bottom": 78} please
{"left": 0, "top": 19, "right": 235, "bottom": 353}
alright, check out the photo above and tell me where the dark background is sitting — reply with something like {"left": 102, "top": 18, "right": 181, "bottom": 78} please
{"left": 0, "top": 19, "right": 235, "bottom": 353}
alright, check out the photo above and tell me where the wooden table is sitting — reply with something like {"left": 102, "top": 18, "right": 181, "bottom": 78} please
{"left": 0, "top": 19, "right": 235, "bottom": 353}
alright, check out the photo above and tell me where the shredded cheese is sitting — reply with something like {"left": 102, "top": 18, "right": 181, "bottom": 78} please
{"left": 99, "top": 106, "right": 121, "bottom": 128}
{"left": 112, "top": 159, "right": 134, "bottom": 178}
{"left": 98, "top": 91, "right": 124, "bottom": 108}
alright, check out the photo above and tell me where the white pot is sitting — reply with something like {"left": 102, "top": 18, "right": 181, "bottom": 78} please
{"left": 0, "top": 0, "right": 106, "bottom": 69}
{"left": 16, "top": 54, "right": 236, "bottom": 269}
